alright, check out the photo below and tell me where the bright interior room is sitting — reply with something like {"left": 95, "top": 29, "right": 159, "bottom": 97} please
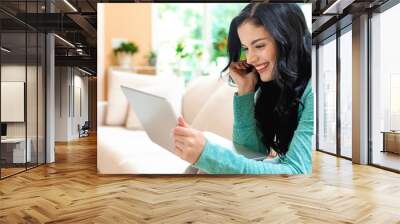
{"left": 0, "top": 0, "right": 97, "bottom": 180}
{"left": 314, "top": 0, "right": 400, "bottom": 172}
{"left": 97, "top": 2, "right": 313, "bottom": 175}
{"left": 1, "top": 7, "right": 47, "bottom": 178}
{"left": 0, "top": 1, "right": 400, "bottom": 223}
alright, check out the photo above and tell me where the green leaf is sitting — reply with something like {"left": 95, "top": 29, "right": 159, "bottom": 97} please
{"left": 114, "top": 41, "right": 139, "bottom": 55}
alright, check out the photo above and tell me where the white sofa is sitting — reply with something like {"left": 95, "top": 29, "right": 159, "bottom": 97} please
{"left": 97, "top": 69, "right": 236, "bottom": 174}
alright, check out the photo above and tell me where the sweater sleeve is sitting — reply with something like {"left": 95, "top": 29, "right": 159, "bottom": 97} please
{"left": 232, "top": 91, "right": 267, "bottom": 154}
{"left": 192, "top": 82, "right": 314, "bottom": 174}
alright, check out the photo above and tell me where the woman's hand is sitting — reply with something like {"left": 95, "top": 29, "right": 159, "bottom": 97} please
{"left": 172, "top": 117, "right": 206, "bottom": 164}
{"left": 229, "top": 61, "right": 258, "bottom": 96}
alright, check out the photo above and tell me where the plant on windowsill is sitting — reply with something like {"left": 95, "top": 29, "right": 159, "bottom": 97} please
{"left": 211, "top": 28, "right": 228, "bottom": 63}
{"left": 174, "top": 41, "right": 205, "bottom": 82}
{"left": 114, "top": 41, "right": 139, "bottom": 68}
{"left": 175, "top": 41, "right": 189, "bottom": 60}
{"left": 210, "top": 28, "right": 229, "bottom": 76}
{"left": 173, "top": 40, "right": 189, "bottom": 77}
{"left": 147, "top": 50, "right": 157, "bottom": 67}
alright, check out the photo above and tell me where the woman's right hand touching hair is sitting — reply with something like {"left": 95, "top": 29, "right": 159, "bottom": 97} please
{"left": 229, "top": 61, "right": 258, "bottom": 96}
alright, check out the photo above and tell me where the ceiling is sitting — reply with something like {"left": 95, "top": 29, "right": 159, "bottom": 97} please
{"left": 0, "top": 0, "right": 98, "bottom": 74}
{"left": 311, "top": 0, "right": 391, "bottom": 43}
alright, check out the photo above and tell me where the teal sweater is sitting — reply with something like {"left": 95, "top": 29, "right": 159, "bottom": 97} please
{"left": 193, "top": 81, "right": 314, "bottom": 174}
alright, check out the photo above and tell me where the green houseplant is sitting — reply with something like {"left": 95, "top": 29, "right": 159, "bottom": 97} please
{"left": 211, "top": 28, "right": 228, "bottom": 63}
{"left": 173, "top": 41, "right": 205, "bottom": 82}
{"left": 114, "top": 41, "right": 139, "bottom": 68}
{"left": 114, "top": 42, "right": 139, "bottom": 55}
{"left": 175, "top": 41, "right": 189, "bottom": 59}
{"left": 147, "top": 50, "right": 157, "bottom": 66}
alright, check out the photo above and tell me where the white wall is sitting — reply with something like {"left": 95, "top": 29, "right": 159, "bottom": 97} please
{"left": 312, "top": 45, "right": 316, "bottom": 150}
{"left": 55, "top": 66, "right": 69, "bottom": 141}
{"left": 1, "top": 66, "right": 26, "bottom": 137}
{"left": 55, "top": 67, "right": 89, "bottom": 141}
{"left": 72, "top": 73, "right": 89, "bottom": 138}
{"left": 46, "top": 32, "right": 56, "bottom": 163}
{"left": 1, "top": 65, "right": 39, "bottom": 138}
{"left": 1, "top": 64, "right": 46, "bottom": 164}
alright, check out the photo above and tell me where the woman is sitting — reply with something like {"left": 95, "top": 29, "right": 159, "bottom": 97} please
{"left": 172, "top": 3, "right": 314, "bottom": 174}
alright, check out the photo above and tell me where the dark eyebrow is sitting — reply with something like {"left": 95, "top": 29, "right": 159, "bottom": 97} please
{"left": 241, "top": 37, "right": 268, "bottom": 48}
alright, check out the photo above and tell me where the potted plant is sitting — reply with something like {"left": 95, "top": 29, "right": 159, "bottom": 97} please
{"left": 175, "top": 41, "right": 189, "bottom": 60}
{"left": 147, "top": 50, "right": 157, "bottom": 66}
{"left": 114, "top": 41, "right": 139, "bottom": 68}
{"left": 173, "top": 41, "right": 205, "bottom": 81}
{"left": 210, "top": 28, "right": 229, "bottom": 75}
{"left": 211, "top": 28, "right": 228, "bottom": 63}
{"left": 173, "top": 41, "right": 191, "bottom": 78}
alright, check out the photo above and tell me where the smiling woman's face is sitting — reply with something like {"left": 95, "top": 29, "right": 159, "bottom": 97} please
{"left": 237, "top": 20, "right": 277, "bottom": 82}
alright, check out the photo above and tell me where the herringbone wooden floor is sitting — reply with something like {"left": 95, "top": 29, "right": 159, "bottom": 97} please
{"left": 1, "top": 135, "right": 400, "bottom": 223}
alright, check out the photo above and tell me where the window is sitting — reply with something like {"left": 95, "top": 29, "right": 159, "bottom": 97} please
{"left": 153, "top": 3, "right": 311, "bottom": 83}
{"left": 0, "top": 1, "right": 46, "bottom": 179}
{"left": 371, "top": 2, "right": 400, "bottom": 171}
{"left": 339, "top": 29, "right": 352, "bottom": 158}
{"left": 317, "top": 37, "right": 337, "bottom": 154}
{"left": 153, "top": 3, "right": 246, "bottom": 83}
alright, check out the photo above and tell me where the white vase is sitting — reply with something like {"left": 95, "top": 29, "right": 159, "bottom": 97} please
{"left": 117, "top": 53, "right": 132, "bottom": 68}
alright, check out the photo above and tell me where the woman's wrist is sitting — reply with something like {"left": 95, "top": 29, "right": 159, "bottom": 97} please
{"left": 238, "top": 87, "right": 255, "bottom": 96}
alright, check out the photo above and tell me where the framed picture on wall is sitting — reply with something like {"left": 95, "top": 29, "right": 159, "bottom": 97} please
{"left": 1, "top": 81, "right": 25, "bottom": 122}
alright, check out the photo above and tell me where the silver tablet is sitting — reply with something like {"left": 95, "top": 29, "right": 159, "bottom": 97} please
{"left": 121, "top": 85, "right": 266, "bottom": 161}
{"left": 121, "top": 85, "right": 178, "bottom": 152}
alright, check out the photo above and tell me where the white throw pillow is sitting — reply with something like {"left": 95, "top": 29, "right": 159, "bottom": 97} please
{"left": 191, "top": 83, "right": 236, "bottom": 140}
{"left": 182, "top": 74, "right": 224, "bottom": 124}
{"left": 106, "top": 70, "right": 159, "bottom": 126}
{"left": 106, "top": 69, "right": 184, "bottom": 126}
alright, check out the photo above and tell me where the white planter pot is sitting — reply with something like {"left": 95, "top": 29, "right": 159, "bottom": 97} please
{"left": 117, "top": 53, "right": 133, "bottom": 68}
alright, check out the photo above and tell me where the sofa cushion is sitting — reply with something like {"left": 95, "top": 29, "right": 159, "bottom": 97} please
{"left": 106, "top": 69, "right": 184, "bottom": 126}
{"left": 182, "top": 75, "right": 224, "bottom": 124}
{"left": 97, "top": 126, "right": 191, "bottom": 174}
{"left": 191, "top": 83, "right": 236, "bottom": 140}
{"left": 97, "top": 101, "right": 108, "bottom": 127}
{"left": 106, "top": 70, "right": 157, "bottom": 126}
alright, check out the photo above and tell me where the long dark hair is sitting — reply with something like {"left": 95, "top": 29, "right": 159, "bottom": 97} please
{"left": 222, "top": 3, "right": 311, "bottom": 157}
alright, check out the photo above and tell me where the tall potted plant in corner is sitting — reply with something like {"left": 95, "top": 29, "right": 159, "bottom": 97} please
{"left": 114, "top": 41, "right": 139, "bottom": 68}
